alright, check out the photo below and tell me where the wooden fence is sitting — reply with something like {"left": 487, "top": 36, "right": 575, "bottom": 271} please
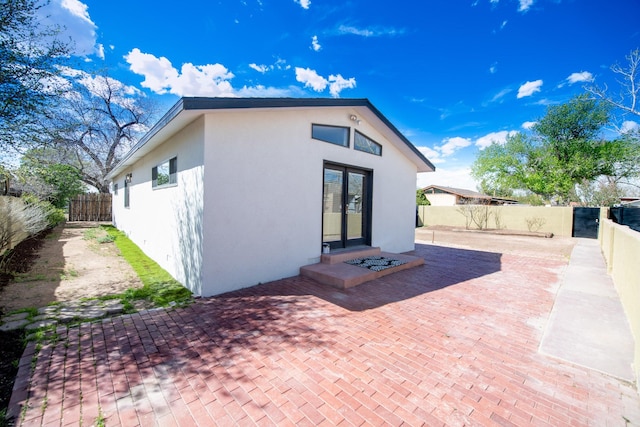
{"left": 68, "top": 193, "right": 112, "bottom": 221}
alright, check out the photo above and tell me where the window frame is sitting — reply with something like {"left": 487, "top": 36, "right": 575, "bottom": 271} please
{"left": 152, "top": 156, "right": 178, "bottom": 189}
{"left": 354, "top": 130, "right": 382, "bottom": 156}
{"left": 311, "top": 124, "right": 350, "bottom": 148}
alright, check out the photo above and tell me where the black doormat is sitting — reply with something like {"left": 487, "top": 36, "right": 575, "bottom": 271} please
{"left": 344, "top": 256, "right": 407, "bottom": 272}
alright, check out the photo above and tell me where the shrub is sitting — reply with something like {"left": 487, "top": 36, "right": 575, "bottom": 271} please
{"left": 21, "top": 194, "right": 65, "bottom": 227}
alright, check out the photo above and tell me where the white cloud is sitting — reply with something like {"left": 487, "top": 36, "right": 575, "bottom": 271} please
{"left": 475, "top": 130, "right": 517, "bottom": 149}
{"left": 490, "top": 88, "right": 512, "bottom": 103}
{"left": 295, "top": 0, "right": 310, "bottom": 9}
{"left": 517, "top": 79, "right": 543, "bottom": 98}
{"left": 489, "top": 62, "right": 498, "bottom": 74}
{"left": 125, "top": 48, "right": 236, "bottom": 97}
{"left": 328, "top": 74, "right": 356, "bottom": 97}
{"left": 417, "top": 167, "right": 477, "bottom": 192}
{"left": 337, "top": 25, "right": 404, "bottom": 37}
{"left": 295, "top": 68, "right": 356, "bottom": 97}
{"left": 439, "top": 137, "right": 472, "bottom": 156}
{"left": 295, "top": 68, "right": 328, "bottom": 92}
{"left": 62, "top": 0, "right": 91, "bottom": 23}
{"left": 500, "top": 20, "right": 508, "bottom": 30}
{"left": 419, "top": 129, "right": 518, "bottom": 169}
{"left": 621, "top": 120, "right": 639, "bottom": 134}
{"left": 274, "top": 58, "right": 291, "bottom": 70}
{"left": 39, "top": 0, "right": 98, "bottom": 57}
{"left": 417, "top": 146, "right": 443, "bottom": 164}
{"left": 522, "top": 121, "right": 537, "bottom": 130}
{"left": 236, "top": 85, "right": 302, "bottom": 98}
{"left": 249, "top": 63, "right": 269, "bottom": 73}
{"left": 249, "top": 59, "right": 291, "bottom": 74}
{"left": 311, "top": 35, "right": 321, "bottom": 52}
{"left": 518, "top": 0, "right": 533, "bottom": 12}
{"left": 96, "top": 43, "right": 105, "bottom": 60}
{"left": 566, "top": 71, "right": 594, "bottom": 84}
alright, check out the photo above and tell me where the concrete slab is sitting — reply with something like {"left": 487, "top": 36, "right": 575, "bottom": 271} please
{"left": 540, "top": 238, "right": 636, "bottom": 382}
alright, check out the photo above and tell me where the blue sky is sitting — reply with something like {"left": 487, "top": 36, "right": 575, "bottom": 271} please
{"left": 44, "top": 0, "right": 639, "bottom": 190}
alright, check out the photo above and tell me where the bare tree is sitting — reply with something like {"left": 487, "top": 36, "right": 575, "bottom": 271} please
{"left": 0, "top": 0, "right": 70, "bottom": 150}
{"left": 41, "top": 69, "right": 155, "bottom": 192}
{"left": 587, "top": 48, "right": 639, "bottom": 118}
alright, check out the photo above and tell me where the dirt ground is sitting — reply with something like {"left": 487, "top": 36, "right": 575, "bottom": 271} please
{"left": 416, "top": 225, "right": 576, "bottom": 260}
{"left": 0, "top": 222, "right": 143, "bottom": 313}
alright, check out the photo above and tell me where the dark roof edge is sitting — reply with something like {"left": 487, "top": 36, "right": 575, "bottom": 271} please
{"left": 421, "top": 185, "right": 488, "bottom": 198}
{"left": 181, "top": 97, "right": 371, "bottom": 110}
{"left": 107, "top": 97, "right": 434, "bottom": 179}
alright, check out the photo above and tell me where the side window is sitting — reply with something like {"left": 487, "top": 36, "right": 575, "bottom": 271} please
{"left": 152, "top": 157, "right": 178, "bottom": 189}
{"left": 312, "top": 124, "right": 349, "bottom": 147}
{"left": 124, "top": 174, "right": 131, "bottom": 208}
{"left": 113, "top": 183, "right": 118, "bottom": 195}
{"left": 354, "top": 131, "right": 382, "bottom": 156}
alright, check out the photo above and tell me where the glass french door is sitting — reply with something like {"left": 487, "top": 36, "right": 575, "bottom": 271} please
{"left": 322, "top": 164, "right": 371, "bottom": 249}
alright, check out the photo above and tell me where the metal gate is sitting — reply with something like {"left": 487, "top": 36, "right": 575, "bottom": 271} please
{"left": 572, "top": 207, "right": 600, "bottom": 239}
{"left": 610, "top": 207, "right": 640, "bottom": 233}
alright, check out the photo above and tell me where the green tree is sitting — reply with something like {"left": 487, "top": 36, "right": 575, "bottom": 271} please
{"left": 416, "top": 189, "right": 430, "bottom": 205}
{"left": 471, "top": 95, "right": 638, "bottom": 204}
{"left": 0, "top": 0, "right": 70, "bottom": 150}
{"left": 17, "top": 150, "right": 85, "bottom": 208}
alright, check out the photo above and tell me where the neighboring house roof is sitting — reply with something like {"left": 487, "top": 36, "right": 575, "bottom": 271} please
{"left": 106, "top": 97, "right": 435, "bottom": 180}
{"left": 621, "top": 196, "right": 640, "bottom": 203}
{"left": 421, "top": 185, "right": 490, "bottom": 200}
{"left": 622, "top": 199, "right": 640, "bottom": 207}
{"left": 421, "top": 185, "right": 518, "bottom": 204}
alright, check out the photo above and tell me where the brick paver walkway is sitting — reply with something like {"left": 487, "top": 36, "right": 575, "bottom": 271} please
{"left": 9, "top": 243, "right": 640, "bottom": 426}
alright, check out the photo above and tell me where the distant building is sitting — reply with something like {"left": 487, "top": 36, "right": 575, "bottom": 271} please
{"left": 420, "top": 185, "right": 518, "bottom": 206}
{"left": 620, "top": 196, "right": 640, "bottom": 207}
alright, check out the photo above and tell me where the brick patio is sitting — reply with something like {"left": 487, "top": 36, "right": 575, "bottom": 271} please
{"left": 9, "top": 243, "right": 640, "bottom": 426}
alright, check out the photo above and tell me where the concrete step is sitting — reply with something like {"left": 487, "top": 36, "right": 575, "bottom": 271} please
{"left": 300, "top": 251, "right": 424, "bottom": 289}
{"left": 320, "top": 246, "right": 381, "bottom": 264}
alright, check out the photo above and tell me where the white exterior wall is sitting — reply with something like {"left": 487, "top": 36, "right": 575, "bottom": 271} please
{"left": 425, "top": 193, "right": 458, "bottom": 206}
{"left": 200, "top": 108, "right": 418, "bottom": 296}
{"left": 111, "top": 118, "right": 205, "bottom": 295}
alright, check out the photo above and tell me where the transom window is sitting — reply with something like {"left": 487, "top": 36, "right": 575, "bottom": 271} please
{"left": 152, "top": 157, "right": 177, "bottom": 188}
{"left": 354, "top": 131, "right": 382, "bottom": 156}
{"left": 312, "top": 124, "right": 349, "bottom": 147}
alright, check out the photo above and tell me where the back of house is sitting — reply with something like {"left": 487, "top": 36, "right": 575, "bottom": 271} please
{"left": 107, "top": 98, "right": 434, "bottom": 297}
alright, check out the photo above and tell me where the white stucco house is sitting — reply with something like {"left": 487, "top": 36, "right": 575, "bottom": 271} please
{"left": 106, "top": 98, "right": 435, "bottom": 297}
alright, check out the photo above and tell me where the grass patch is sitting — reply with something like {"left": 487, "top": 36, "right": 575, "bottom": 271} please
{"left": 100, "top": 225, "right": 192, "bottom": 307}
{"left": 97, "top": 235, "right": 115, "bottom": 244}
{"left": 60, "top": 269, "right": 78, "bottom": 280}
{"left": 12, "top": 273, "right": 49, "bottom": 283}
{"left": 83, "top": 228, "right": 98, "bottom": 240}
